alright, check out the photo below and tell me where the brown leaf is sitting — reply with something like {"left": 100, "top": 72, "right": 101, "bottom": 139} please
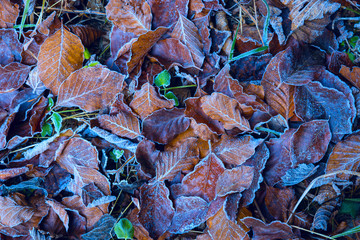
{"left": 295, "top": 68, "right": 354, "bottom": 135}
{"left": 106, "top": 0, "right": 152, "bottom": 35}
{"left": 281, "top": 0, "right": 340, "bottom": 32}
{"left": 180, "top": 153, "right": 225, "bottom": 202}
{"left": 57, "top": 65, "right": 126, "bottom": 112}
{"left": 55, "top": 137, "right": 99, "bottom": 173}
{"left": 156, "top": 138, "right": 199, "bottom": 182}
{"left": 98, "top": 112, "right": 141, "bottom": 139}
{"left": 169, "top": 196, "right": 208, "bottom": 234}
{"left": 241, "top": 217, "right": 300, "bottom": 240}
{"left": 0, "top": 194, "right": 35, "bottom": 227}
{"left": 127, "top": 27, "right": 168, "bottom": 73}
{"left": 67, "top": 24, "right": 104, "bottom": 47}
{"left": 38, "top": 25, "right": 84, "bottom": 95}
{"left": 45, "top": 199, "right": 69, "bottom": 231}
{"left": 0, "top": 0, "right": 19, "bottom": 28}
{"left": 326, "top": 131, "right": 360, "bottom": 180}
{"left": 0, "top": 29, "right": 22, "bottom": 65}
{"left": 340, "top": 66, "right": 360, "bottom": 90}
{"left": 139, "top": 181, "right": 175, "bottom": 239}
{"left": 151, "top": 38, "right": 198, "bottom": 70}
{"left": 201, "top": 92, "right": 251, "bottom": 132}
{"left": 0, "top": 166, "right": 29, "bottom": 181}
{"left": 214, "top": 134, "right": 262, "bottom": 166}
{"left": 129, "top": 82, "right": 174, "bottom": 119}
{"left": 142, "top": 108, "right": 191, "bottom": 144}
{"left": 170, "top": 14, "right": 205, "bottom": 68}
{"left": 216, "top": 165, "right": 254, "bottom": 197}
{"left": 207, "top": 205, "right": 249, "bottom": 240}
{"left": 265, "top": 185, "right": 295, "bottom": 222}
{"left": 148, "top": 0, "right": 189, "bottom": 28}
{"left": 290, "top": 120, "right": 331, "bottom": 165}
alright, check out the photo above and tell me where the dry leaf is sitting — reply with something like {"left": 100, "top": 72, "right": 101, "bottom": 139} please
{"left": 0, "top": 63, "right": 31, "bottom": 93}
{"left": 98, "top": 112, "right": 141, "bottom": 139}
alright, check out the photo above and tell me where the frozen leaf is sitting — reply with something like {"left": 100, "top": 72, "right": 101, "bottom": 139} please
{"left": 312, "top": 197, "right": 339, "bottom": 231}
{"left": 106, "top": 0, "right": 151, "bottom": 35}
{"left": 151, "top": 38, "right": 198, "bottom": 70}
{"left": 81, "top": 214, "right": 116, "bottom": 240}
{"left": 0, "top": 63, "right": 30, "bottom": 93}
{"left": 56, "top": 137, "right": 99, "bottom": 173}
{"left": 38, "top": 25, "right": 84, "bottom": 95}
{"left": 67, "top": 24, "right": 104, "bottom": 48}
{"left": 201, "top": 93, "right": 251, "bottom": 132}
{"left": 216, "top": 165, "right": 254, "bottom": 197}
{"left": 45, "top": 200, "right": 69, "bottom": 231}
{"left": 241, "top": 143, "right": 269, "bottom": 206}
{"left": 207, "top": 206, "right": 249, "bottom": 240}
{"left": 281, "top": 163, "right": 318, "bottom": 186}
{"left": 168, "top": 196, "right": 208, "bottom": 234}
{"left": 180, "top": 153, "right": 225, "bottom": 202}
{"left": 129, "top": 82, "right": 174, "bottom": 119}
{"left": 340, "top": 66, "right": 360, "bottom": 90}
{"left": 142, "top": 108, "right": 190, "bottom": 144}
{"left": 98, "top": 112, "right": 141, "bottom": 139}
{"left": 326, "top": 131, "right": 360, "bottom": 180}
{"left": 295, "top": 70, "right": 354, "bottom": 135}
{"left": 139, "top": 181, "right": 174, "bottom": 239}
{"left": 290, "top": 120, "right": 330, "bottom": 164}
{"left": 241, "top": 217, "right": 300, "bottom": 240}
{"left": 265, "top": 185, "right": 295, "bottom": 222}
{"left": 214, "top": 134, "right": 262, "bottom": 166}
{"left": 0, "top": 195, "right": 34, "bottom": 227}
{"left": 57, "top": 65, "right": 126, "bottom": 112}
{"left": 148, "top": 0, "right": 189, "bottom": 28}
{"left": 0, "top": 0, "right": 19, "bottom": 28}
{"left": 0, "top": 166, "right": 29, "bottom": 181}
{"left": 156, "top": 138, "right": 199, "bottom": 182}
{"left": 170, "top": 14, "right": 204, "bottom": 68}
{"left": 0, "top": 29, "right": 22, "bottom": 65}
{"left": 127, "top": 27, "right": 168, "bottom": 73}
{"left": 280, "top": 0, "right": 340, "bottom": 32}
{"left": 26, "top": 67, "right": 47, "bottom": 95}
{"left": 261, "top": 50, "right": 295, "bottom": 120}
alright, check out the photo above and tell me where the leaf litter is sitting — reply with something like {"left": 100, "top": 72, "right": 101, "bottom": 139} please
{"left": 1, "top": 0, "right": 360, "bottom": 239}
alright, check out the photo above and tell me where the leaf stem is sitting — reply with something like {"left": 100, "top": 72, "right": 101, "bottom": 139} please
{"left": 255, "top": 126, "right": 281, "bottom": 136}
{"left": 160, "top": 85, "right": 197, "bottom": 91}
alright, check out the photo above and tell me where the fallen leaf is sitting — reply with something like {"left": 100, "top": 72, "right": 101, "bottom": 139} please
{"left": 0, "top": 0, "right": 19, "bottom": 28}
{"left": 0, "top": 29, "right": 22, "bottom": 65}
{"left": 57, "top": 65, "right": 126, "bottom": 112}
{"left": 98, "top": 112, "right": 141, "bottom": 139}
{"left": 147, "top": 0, "right": 189, "bottom": 28}
{"left": 106, "top": 0, "right": 152, "bottom": 35}
{"left": 38, "top": 25, "right": 84, "bottom": 95}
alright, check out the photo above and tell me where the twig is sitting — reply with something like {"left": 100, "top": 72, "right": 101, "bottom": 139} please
{"left": 35, "top": 6, "right": 106, "bottom": 16}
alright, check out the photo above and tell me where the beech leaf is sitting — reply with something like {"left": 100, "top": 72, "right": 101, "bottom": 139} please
{"left": 0, "top": 63, "right": 30, "bottom": 93}
{"left": 98, "top": 112, "right": 141, "bottom": 139}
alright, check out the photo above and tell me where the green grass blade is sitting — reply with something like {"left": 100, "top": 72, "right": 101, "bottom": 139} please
{"left": 229, "top": 46, "right": 268, "bottom": 62}
{"left": 261, "top": 0, "right": 270, "bottom": 45}
{"left": 19, "top": 0, "right": 31, "bottom": 39}
{"left": 229, "top": 22, "right": 240, "bottom": 61}
{"left": 331, "top": 225, "right": 360, "bottom": 238}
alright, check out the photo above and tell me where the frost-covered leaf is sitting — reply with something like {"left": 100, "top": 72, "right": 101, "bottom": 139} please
{"left": 147, "top": 0, "right": 189, "bottom": 28}
{"left": 142, "top": 108, "right": 190, "bottom": 144}
{"left": 281, "top": 163, "right": 318, "bottom": 186}
{"left": 0, "top": 195, "right": 34, "bottom": 227}
{"left": 129, "top": 82, "right": 174, "bottom": 119}
{"left": 0, "top": 63, "right": 30, "bottom": 93}
{"left": 170, "top": 14, "right": 204, "bottom": 68}
{"left": 106, "top": 0, "right": 151, "bottom": 35}
{"left": 0, "top": 0, "right": 19, "bottom": 28}
{"left": 139, "top": 181, "right": 174, "bottom": 239}
{"left": 326, "top": 131, "right": 360, "bottom": 180}
{"left": 57, "top": 65, "right": 126, "bottom": 112}
{"left": 214, "top": 134, "right": 262, "bottom": 166}
{"left": 38, "top": 25, "right": 84, "bottom": 95}
{"left": 81, "top": 214, "right": 116, "bottom": 240}
{"left": 201, "top": 93, "right": 251, "bottom": 132}
{"left": 45, "top": 199, "right": 69, "bottom": 231}
{"left": 98, "top": 112, "right": 141, "bottom": 139}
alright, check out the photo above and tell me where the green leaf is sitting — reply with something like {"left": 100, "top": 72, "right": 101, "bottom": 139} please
{"left": 347, "top": 52, "right": 355, "bottom": 62}
{"left": 48, "top": 97, "right": 54, "bottom": 111}
{"left": 51, "top": 112, "right": 62, "bottom": 134}
{"left": 110, "top": 149, "right": 124, "bottom": 163}
{"left": 41, "top": 122, "right": 53, "bottom": 137}
{"left": 332, "top": 225, "right": 360, "bottom": 238}
{"left": 164, "top": 91, "right": 179, "bottom": 106}
{"left": 84, "top": 48, "right": 91, "bottom": 59}
{"left": 154, "top": 70, "right": 171, "bottom": 88}
{"left": 114, "top": 218, "right": 134, "bottom": 240}
{"left": 339, "top": 198, "right": 360, "bottom": 218}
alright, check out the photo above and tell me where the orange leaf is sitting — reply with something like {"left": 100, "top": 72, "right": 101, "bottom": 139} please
{"left": 0, "top": 0, "right": 19, "bottom": 28}
{"left": 201, "top": 92, "right": 251, "bottom": 132}
{"left": 129, "top": 82, "right": 174, "bottom": 119}
{"left": 98, "top": 112, "right": 141, "bottom": 139}
{"left": 106, "top": 0, "right": 152, "bottom": 35}
{"left": 57, "top": 65, "right": 126, "bottom": 112}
